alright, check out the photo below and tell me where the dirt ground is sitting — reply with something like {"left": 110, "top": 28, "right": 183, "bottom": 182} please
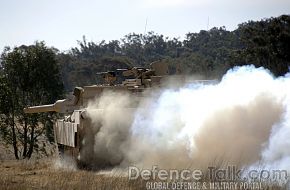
{"left": 0, "top": 159, "right": 146, "bottom": 190}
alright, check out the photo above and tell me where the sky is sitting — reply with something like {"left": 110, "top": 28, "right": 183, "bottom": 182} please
{"left": 0, "top": 0, "right": 289, "bottom": 51}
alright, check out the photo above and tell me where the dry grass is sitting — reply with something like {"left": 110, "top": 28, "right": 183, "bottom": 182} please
{"left": 0, "top": 158, "right": 288, "bottom": 190}
{"left": 0, "top": 159, "right": 146, "bottom": 190}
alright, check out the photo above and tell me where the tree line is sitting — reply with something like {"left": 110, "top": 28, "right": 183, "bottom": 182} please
{"left": 57, "top": 15, "right": 289, "bottom": 91}
{"left": 0, "top": 15, "right": 289, "bottom": 159}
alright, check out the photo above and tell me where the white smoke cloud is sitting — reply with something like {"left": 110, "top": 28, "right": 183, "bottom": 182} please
{"left": 83, "top": 65, "right": 290, "bottom": 174}
{"left": 251, "top": 74, "right": 290, "bottom": 170}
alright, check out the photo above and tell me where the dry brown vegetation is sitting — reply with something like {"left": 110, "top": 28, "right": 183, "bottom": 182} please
{"left": 0, "top": 159, "right": 148, "bottom": 190}
{"left": 0, "top": 158, "right": 288, "bottom": 190}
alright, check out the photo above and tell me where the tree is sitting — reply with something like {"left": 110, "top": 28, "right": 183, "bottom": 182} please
{"left": 237, "top": 15, "right": 290, "bottom": 76}
{"left": 0, "top": 42, "right": 64, "bottom": 159}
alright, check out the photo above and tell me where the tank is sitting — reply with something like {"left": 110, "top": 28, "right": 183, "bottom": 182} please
{"left": 24, "top": 60, "right": 216, "bottom": 167}
{"left": 23, "top": 61, "right": 171, "bottom": 165}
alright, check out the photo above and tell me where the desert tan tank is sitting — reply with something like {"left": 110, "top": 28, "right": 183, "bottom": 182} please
{"left": 23, "top": 61, "right": 176, "bottom": 166}
{"left": 24, "top": 60, "right": 217, "bottom": 168}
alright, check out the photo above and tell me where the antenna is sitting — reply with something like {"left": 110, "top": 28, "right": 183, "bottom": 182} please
{"left": 207, "top": 16, "right": 209, "bottom": 30}
{"left": 144, "top": 17, "right": 148, "bottom": 35}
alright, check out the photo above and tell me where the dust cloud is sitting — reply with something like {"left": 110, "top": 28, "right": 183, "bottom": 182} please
{"left": 83, "top": 65, "right": 290, "bottom": 172}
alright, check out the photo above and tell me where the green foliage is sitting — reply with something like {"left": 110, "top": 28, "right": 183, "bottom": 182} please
{"left": 0, "top": 42, "right": 64, "bottom": 159}
{"left": 59, "top": 27, "right": 242, "bottom": 87}
{"left": 236, "top": 15, "right": 290, "bottom": 76}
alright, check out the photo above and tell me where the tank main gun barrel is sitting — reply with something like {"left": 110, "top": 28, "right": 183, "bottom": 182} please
{"left": 23, "top": 100, "right": 66, "bottom": 113}
{"left": 24, "top": 87, "right": 84, "bottom": 114}
{"left": 24, "top": 104, "right": 56, "bottom": 113}
{"left": 23, "top": 99, "right": 73, "bottom": 114}
{"left": 23, "top": 99, "right": 78, "bottom": 113}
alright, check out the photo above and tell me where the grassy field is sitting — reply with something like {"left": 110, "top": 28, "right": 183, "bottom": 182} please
{"left": 0, "top": 158, "right": 288, "bottom": 190}
{"left": 0, "top": 159, "right": 148, "bottom": 190}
